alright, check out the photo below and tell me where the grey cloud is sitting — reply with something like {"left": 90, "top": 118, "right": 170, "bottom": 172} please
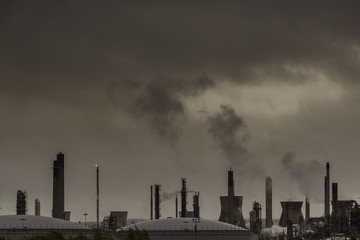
{"left": 207, "top": 105, "right": 250, "bottom": 166}
{"left": 1, "top": 1, "right": 360, "bottom": 220}
{"left": 281, "top": 151, "right": 323, "bottom": 202}
{"left": 107, "top": 75, "right": 214, "bottom": 140}
{"left": 2, "top": 1, "right": 360, "bottom": 88}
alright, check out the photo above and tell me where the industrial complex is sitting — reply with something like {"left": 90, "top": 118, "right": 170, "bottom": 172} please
{"left": 1, "top": 152, "right": 360, "bottom": 240}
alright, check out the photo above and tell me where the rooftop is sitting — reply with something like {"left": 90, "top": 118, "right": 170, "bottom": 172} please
{"left": 0, "top": 215, "right": 90, "bottom": 229}
{"left": 120, "top": 218, "right": 248, "bottom": 231}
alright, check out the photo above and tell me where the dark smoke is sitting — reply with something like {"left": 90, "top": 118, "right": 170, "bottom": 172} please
{"left": 207, "top": 105, "right": 250, "bottom": 166}
{"left": 281, "top": 151, "right": 323, "bottom": 202}
{"left": 161, "top": 190, "right": 180, "bottom": 201}
{"left": 107, "top": 75, "right": 215, "bottom": 140}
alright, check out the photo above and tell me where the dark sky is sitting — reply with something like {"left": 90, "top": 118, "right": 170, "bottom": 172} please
{"left": 1, "top": 1, "right": 360, "bottom": 222}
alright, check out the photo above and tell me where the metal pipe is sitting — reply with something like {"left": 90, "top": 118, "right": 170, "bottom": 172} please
{"left": 176, "top": 196, "right": 178, "bottom": 218}
{"left": 151, "top": 185, "right": 153, "bottom": 220}
{"left": 96, "top": 164, "right": 99, "bottom": 228}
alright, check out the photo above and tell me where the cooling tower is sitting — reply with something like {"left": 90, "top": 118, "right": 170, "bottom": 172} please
{"left": 219, "top": 169, "right": 246, "bottom": 228}
{"left": 265, "top": 176, "right": 273, "bottom": 228}
{"left": 279, "top": 201, "right": 304, "bottom": 227}
{"left": 52, "top": 152, "right": 65, "bottom": 219}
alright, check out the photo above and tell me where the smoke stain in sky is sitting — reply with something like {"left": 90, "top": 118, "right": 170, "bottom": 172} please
{"left": 107, "top": 75, "right": 214, "bottom": 141}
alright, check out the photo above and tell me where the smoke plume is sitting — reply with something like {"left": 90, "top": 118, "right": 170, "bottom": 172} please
{"left": 107, "top": 75, "right": 215, "bottom": 141}
{"left": 207, "top": 105, "right": 250, "bottom": 166}
{"left": 281, "top": 151, "right": 323, "bottom": 202}
{"left": 161, "top": 190, "right": 180, "bottom": 201}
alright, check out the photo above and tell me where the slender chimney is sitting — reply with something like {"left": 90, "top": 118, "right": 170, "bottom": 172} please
{"left": 266, "top": 176, "right": 273, "bottom": 228}
{"left": 52, "top": 153, "right": 64, "bottom": 219}
{"left": 96, "top": 164, "right": 99, "bottom": 228}
{"left": 154, "top": 184, "right": 161, "bottom": 219}
{"left": 150, "top": 185, "right": 153, "bottom": 220}
{"left": 181, "top": 178, "right": 187, "bottom": 217}
{"left": 175, "top": 196, "right": 178, "bottom": 218}
{"left": 35, "top": 199, "right": 40, "bottom": 216}
{"left": 325, "top": 162, "right": 330, "bottom": 218}
{"left": 228, "top": 169, "right": 234, "bottom": 196}
{"left": 193, "top": 192, "right": 200, "bottom": 218}
{"left": 228, "top": 169, "right": 234, "bottom": 225}
{"left": 305, "top": 195, "right": 310, "bottom": 221}
{"left": 286, "top": 202, "right": 293, "bottom": 240}
{"left": 332, "top": 183, "right": 338, "bottom": 216}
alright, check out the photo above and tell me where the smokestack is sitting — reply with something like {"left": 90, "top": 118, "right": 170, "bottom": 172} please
{"left": 35, "top": 199, "right": 40, "bottom": 216}
{"left": 305, "top": 196, "right": 310, "bottom": 221}
{"left": 175, "top": 196, "right": 178, "bottom": 218}
{"left": 16, "top": 190, "right": 27, "bottom": 215}
{"left": 265, "top": 176, "right": 273, "bottom": 228}
{"left": 154, "top": 184, "right": 161, "bottom": 219}
{"left": 325, "top": 162, "right": 330, "bottom": 218}
{"left": 219, "top": 169, "right": 246, "bottom": 228}
{"left": 150, "top": 185, "right": 153, "bottom": 220}
{"left": 96, "top": 164, "right": 99, "bottom": 228}
{"left": 228, "top": 168, "right": 234, "bottom": 196}
{"left": 228, "top": 169, "right": 234, "bottom": 225}
{"left": 181, "top": 178, "right": 187, "bottom": 218}
{"left": 286, "top": 202, "right": 293, "bottom": 240}
{"left": 52, "top": 152, "right": 64, "bottom": 219}
{"left": 332, "top": 183, "right": 338, "bottom": 216}
{"left": 193, "top": 192, "right": 200, "bottom": 218}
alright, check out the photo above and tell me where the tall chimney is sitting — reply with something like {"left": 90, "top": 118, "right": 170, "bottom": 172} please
{"left": 325, "top": 162, "right": 330, "bottom": 218}
{"left": 154, "top": 184, "right": 161, "bottom": 219}
{"left": 193, "top": 192, "right": 200, "bottom": 218}
{"left": 35, "top": 199, "right": 40, "bottom": 216}
{"left": 332, "top": 183, "right": 338, "bottom": 216}
{"left": 52, "top": 153, "right": 64, "bottom": 219}
{"left": 228, "top": 169, "right": 234, "bottom": 225}
{"left": 175, "top": 196, "right": 178, "bottom": 218}
{"left": 286, "top": 202, "right": 293, "bottom": 240}
{"left": 150, "top": 185, "right": 153, "bottom": 220}
{"left": 305, "top": 195, "right": 310, "bottom": 221}
{"left": 96, "top": 164, "right": 99, "bottom": 228}
{"left": 181, "top": 178, "right": 187, "bottom": 218}
{"left": 266, "top": 176, "right": 273, "bottom": 228}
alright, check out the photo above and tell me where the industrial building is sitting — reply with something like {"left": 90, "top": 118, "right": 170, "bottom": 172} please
{"left": 117, "top": 218, "right": 257, "bottom": 240}
{"left": 279, "top": 201, "right": 304, "bottom": 227}
{"left": 16, "top": 190, "right": 27, "bottom": 215}
{"left": 219, "top": 169, "right": 246, "bottom": 228}
{"left": 52, "top": 152, "right": 71, "bottom": 221}
{"left": 52, "top": 152, "right": 65, "bottom": 219}
{"left": 0, "top": 215, "right": 92, "bottom": 240}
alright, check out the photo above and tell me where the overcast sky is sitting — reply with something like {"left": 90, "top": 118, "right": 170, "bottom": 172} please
{"left": 1, "top": 1, "right": 360, "bottom": 223}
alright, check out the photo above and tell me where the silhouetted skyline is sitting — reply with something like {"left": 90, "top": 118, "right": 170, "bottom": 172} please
{"left": 1, "top": 1, "right": 360, "bottom": 223}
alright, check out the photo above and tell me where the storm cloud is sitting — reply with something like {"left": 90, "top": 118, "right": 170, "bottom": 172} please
{"left": 107, "top": 75, "right": 214, "bottom": 140}
{"left": 1, "top": 1, "right": 360, "bottom": 221}
{"left": 207, "top": 105, "right": 250, "bottom": 166}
